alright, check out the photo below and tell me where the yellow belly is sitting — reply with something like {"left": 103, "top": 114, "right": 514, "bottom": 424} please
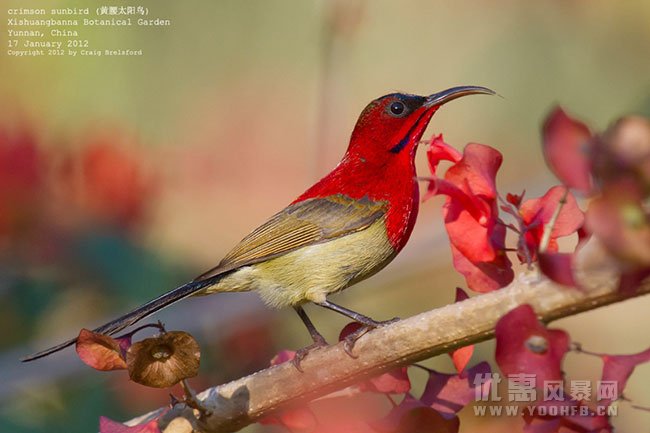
{"left": 202, "top": 219, "right": 395, "bottom": 308}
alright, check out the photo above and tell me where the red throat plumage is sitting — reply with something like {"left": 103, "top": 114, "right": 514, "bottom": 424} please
{"left": 294, "top": 105, "right": 438, "bottom": 251}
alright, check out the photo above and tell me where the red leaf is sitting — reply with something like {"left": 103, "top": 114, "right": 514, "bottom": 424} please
{"left": 519, "top": 186, "right": 584, "bottom": 259}
{"left": 618, "top": 268, "right": 650, "bottom": 296}
{"left": 338, "top": 322, "right": 364, "bottom": 340}
{"left": 593, "top": 115, "right": 650, "bottom": 189}
{"left": 279, "top": 408, "right": 317, "bottom": 432}
{"left": 424, "top": 134, "right": 462, "bottom": 201}
{"left": 372, "top": 395, "right": 459, "bottom": 433}
{"left": 538, "top": 252, "right": 577, "bottom": 287}
{"left": 445, "top": 195, "right": 496, "bottom": 264}
{"left": 426, "top": 134, "right": 462, "bottom": 175}
{"left": 371, "top": 394, "right": 421, "bottom": 432}
{"left": 99, "top": 416, "right": 161, "bottom": 433}
{"left": 453, "top": 287, "right": 469, "bottom": 303}
{"left": 523, "top": 417, "right": 562, "bottom": 433}
{"left": 315, "top": 420, "right": 378, "bottom": 433}
{"left": 270, "top": 350, "right": 296, "bottom": 366}
{"left": 586, "top": 181, "right": 650, "bottom": 267}
{"left": 427, "top": 138, "right": 516, "bottom": 292}
{"left": 506, "top": 191, "right": 525, "bottom": 208}
{"left": 435, "top": 143, "right": 514, "bottom": 292}
{"left": 76, "top": 328, "right": 128, "bottom": 371}
{"left": 362, "top": 368, "right": 411, "bottom": 394}
{"left": 450, "top": 347, "right": 473, "bottom": 374}
{"left": 542, "top": 107, "right": 594, "bottom": 194}
{"left": 262, "top": 352, "right": 319, "bottom": 432}
{"left": 260, "top": 407, "right": 317, "bottom": 433}
{"left": 445, "top": 143, "right": 501, "bottom": 201}
{"left": 310, "top": 393, "right": 388, "bottom": 433}
{"left": 495, "top": 305, "right": 569, "bottom": 384}
{"left": 449, "top": 288, "right": 474, "bottom": 373}
{"left": 393, "top": 407, "right": 459, "bottom": 433}
{"left": 599, "top": 347, "right": 650, "bottom": 404}
{"left": 439, "top": 143, "right": 503, "bottom": 263}
{"left": 420, "top": 362, "right": 492, "bottom": 416}
{"left": 450, "top": 238, "right": 514, "bottom": 293}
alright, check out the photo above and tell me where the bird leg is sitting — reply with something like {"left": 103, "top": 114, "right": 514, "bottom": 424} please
{"left": 316, "top": 300, "right": 400, "bottom": 356}
{"left": 315, "top": 300, "right": 399, "bottom": 327}
{"left": 292, "top": 305, "right": 329, "bottom": 371}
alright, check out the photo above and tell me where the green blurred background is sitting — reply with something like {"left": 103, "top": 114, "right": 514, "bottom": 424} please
{"left": 1, "top": 1, "right": 650, "bottom": 432}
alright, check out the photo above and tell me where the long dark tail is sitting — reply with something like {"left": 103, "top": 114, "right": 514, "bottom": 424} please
{"left": 21, "top": 278, "right": 217, "bottom": 362}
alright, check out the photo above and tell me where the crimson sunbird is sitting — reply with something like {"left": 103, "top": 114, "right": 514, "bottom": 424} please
{"left": 23, "top": 86, "right": 495, "bottom": 364}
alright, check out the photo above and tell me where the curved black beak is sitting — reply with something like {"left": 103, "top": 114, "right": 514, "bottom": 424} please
{"left": 424, "top": 85, "right": 496, "bottom": 108}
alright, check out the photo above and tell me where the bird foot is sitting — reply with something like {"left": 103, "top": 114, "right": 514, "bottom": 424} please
{"left": 292, "top": 335, "right": 329, "bottom": 372}
{"left": 343, "top": 317, "right": 400, "bottom": 357}
{"left": 343, "top": 326, "right": 370, "bottom": 358}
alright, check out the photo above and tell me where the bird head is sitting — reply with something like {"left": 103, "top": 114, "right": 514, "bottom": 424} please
{"left": 348, "top": 86, "right": 495, "bottom": 162}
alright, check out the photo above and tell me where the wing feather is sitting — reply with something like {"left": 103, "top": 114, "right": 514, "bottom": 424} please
{"left": 193, "top": 194, "right": 386, "bottom": 281}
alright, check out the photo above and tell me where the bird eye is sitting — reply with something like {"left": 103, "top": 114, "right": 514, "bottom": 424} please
{"left": 388, "top": 101, "right": 406, "bottom": 117}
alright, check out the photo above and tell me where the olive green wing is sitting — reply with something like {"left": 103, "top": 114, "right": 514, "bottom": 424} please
{"left": 193, "top": 194, "right": 387, "bottom": 281}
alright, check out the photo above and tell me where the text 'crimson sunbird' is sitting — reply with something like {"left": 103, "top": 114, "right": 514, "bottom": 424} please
{"left": 23, "top": 85, "right": 495, "bottom": 366}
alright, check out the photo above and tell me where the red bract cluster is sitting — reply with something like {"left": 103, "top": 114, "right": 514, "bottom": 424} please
{"left": 517, "top": 186, "right": 584, "bottom": 261}
{"left": 499, "top": 185, "right": 584, "bottom": 287}
{"left": 424, "top": 134, "right": 585, "bottom": 292}
{"left": 425, "top": 135, "right": 514, "bottom": 292}
{"left": 543, "top": 109, "right": 650, "bottom": 288}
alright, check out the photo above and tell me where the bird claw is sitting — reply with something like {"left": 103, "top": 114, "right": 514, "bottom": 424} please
{"left": 343, "top": 326, "right": 369, "bottom": 358}
{"left": 292, "top": 336, "right": 329, "bottom": 372}
{"left": 343, "top": 317, "right": 400, "bottom": 357}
